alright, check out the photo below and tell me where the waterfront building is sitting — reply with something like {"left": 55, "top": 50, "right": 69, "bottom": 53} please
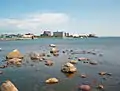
{"left": 42, "top": 31, "right": 51, "bottom": 36}
{"left": 64, "top": 32, "right": 69, "bottom": 37}
{"left": 53, "top": 31, "right": 64, "bottom": 37}
{"left": 22, "top": 33, "right": 34, "bottom": 38}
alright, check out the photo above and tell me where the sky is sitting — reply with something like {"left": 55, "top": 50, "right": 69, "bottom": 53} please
{"left": 0, "top": 0, "right": 120, "bottom": 36}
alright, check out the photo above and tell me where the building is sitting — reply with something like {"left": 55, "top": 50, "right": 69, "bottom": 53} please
{"left": 22, "top": 33, "right": 34, "bottom": 38}
{"left": 64, "top": 32, "right": 69, "bottom": 37}
{"left": 53, "top": 31, "right": 64, "bottom": 37}
{"left": 42, "top": 31, "right": 51, "bottom": 36}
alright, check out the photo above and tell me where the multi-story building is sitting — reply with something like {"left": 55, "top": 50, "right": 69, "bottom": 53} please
{"left": 53, "top": 31, "right": 64, "bottom": 37}
{"left": 64, "top": 32, "right": 69, "bottom": 37}
{"left": 42, "top": 31, "right": 51, "bottom": 36}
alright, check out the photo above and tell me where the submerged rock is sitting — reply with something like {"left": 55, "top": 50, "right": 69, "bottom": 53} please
{"left": 0, "top": 80, "right": 18, "bottom": 91}
{"left": 79, "top": 85, "right": 91, "bottom": 91}
{"left": 80, "top": 74, "right": 87, "bottom": 78}
{"left": 89, "top": 61, "right": 98, "bottom": 65}
{"left": 45, "top": 78, "right": 59, "bottom": 84}
{"left": 78, "top": 57, "right": 89, "bottom": 61}
{"left": 61, "top": 62, "right": 77, "bottom": 73}
{"left": 98, "top": 72, "right": 107, "bottom": 76}
{"left": 97, "top": 84, "right": 104, "bottom": 90}
{"left": 6, "top": 49, "right": 23, "bottom": 59}
{"left": 45, "top": 60, "right": 53, "bottom": 66}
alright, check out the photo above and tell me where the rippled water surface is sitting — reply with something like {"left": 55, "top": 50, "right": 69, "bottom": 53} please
{"left": 0, "top": 37, "right": 120, "bottom": 91}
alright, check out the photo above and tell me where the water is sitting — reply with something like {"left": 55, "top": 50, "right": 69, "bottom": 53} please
{"left": 0, "top": 37, "right": 120, "bottom": 91}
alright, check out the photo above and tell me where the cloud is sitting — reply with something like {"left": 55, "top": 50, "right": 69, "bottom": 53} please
{"left": 0, "top": 13, "right": 70, "bottom": 34}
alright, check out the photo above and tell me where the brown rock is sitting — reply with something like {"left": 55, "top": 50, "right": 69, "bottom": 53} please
{"left": 6, "top": 49, "right": 23, "bottom": 59}
{"left": 79, "top": 85, "right": 91, "bottom": 91}
{"left": 45, "top": 78, "right": 59, "bottom": 84}
{"left": 0, "top": 80, "right": 18, "bottom": 91}
{"left": 45, "top": 60, "right": 53, "bottom": 66}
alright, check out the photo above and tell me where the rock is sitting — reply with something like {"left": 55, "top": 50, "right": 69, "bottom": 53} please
{"left": 62, "top": 51, "right": 65, "bottom": 53}
{"left": 0, "top": 48, "right": 2, "bottom": 51}
{"left": 80, "top": 74, "right": 87, "bottom": 78}
{"left": 97, "top": 84, "right": 104, "bottom": 89}
{"left": 53, "top": 53, "right": 59, "bottom": 56}
{"left": 45, "top": 60, "right": 53, "bottom": 66}
{"left": 61, "top": 62, "right": 77, "bottom": 73}
{"left": 89, "top": 61, "right": 98, "bottom": 65}
{"left": 6, "top": 49, "right": 23, "bottom": 59}
{"left": 106, "top": 73, "right": 112, "bottom": 76}
{"left": 7, "top": 58, "right": 22, "bottom": 65}
{"left": 30, "top": 52, "right": 41, "bottom": 60}
{"left": 70, "top": 60, "right": 77, "bottom": 64}
{"left": 47, "top": 54, "right": 51, "bottom": 57}
{"left": 98, "top": 72, "right": 107, "bottom": 76}
{"left": 0, "top": 71, "right": 3, "bottom": 74}
{"left": 49, "top": 44, "right": 56, "bottom": 47}
{"left": 45, "top": 78, "right": 59, "bottom": 84}
{"left": 78, "top": 57, "right": 89, "bottom": 61}
{"left": 50, "top": 48, "right": 59, "bottom": 53}
{"left": 0, "top": 80, "right": 18, "bottom": 91}
{"left": 79, "top": 85, "right": 91, "bottom": 91}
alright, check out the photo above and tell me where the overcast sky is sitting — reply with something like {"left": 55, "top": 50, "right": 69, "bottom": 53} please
{"left": 0, "top": 0, "right": 120, "bottom": 36}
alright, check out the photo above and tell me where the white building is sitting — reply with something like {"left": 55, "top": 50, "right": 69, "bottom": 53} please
{"left": 22, "top": 33, "right": 34, "bottom": 38}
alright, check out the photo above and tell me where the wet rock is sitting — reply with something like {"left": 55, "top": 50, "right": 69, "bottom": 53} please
{"left": 79, "top": 85, "right": 91, "bottom": 91}
{"left": 0, "top": 71, "right": 3, "bottom": 74}
{"left": 78, "top": 57, "right": 89, "bottom": 61}
{"left": 62, "top": 51, "right": 65, "bottom": 53}
{"left": 69, "top": 60, "right": 78, "bottom": 64}
{"left": 97, "top": 84, "right": 104, "bottom": 90}
{"left": 89, "top": 61, "right": 98, "bottom": 65}
{"left": 98, "top": 72, "right": 107, "bottom": 76}
{"left": 47, "top": 54, "right": 51, "bottom": 57}
{"left": 45, "top": 78, "right": 59, "bottom": 84}
{"left": 80, "top": 74, "right": 87, "bottom": 78}
{"left": 6, "top": 49, "right": 23, "bottom": 59}
{"left": 45, "top": 60, "right": 53, "bottom": 66}
{"left": 30, "top": 52, "right": 41, "bottom": 60}
{"left": 0, "top": 80, "right": 18, "bottom": 91}
{"left": 49, "top": 44, "right": 56, "bottom": 47}
{"left": 7, "top": 58, "right": 22, "bottom": 65}
{"left": 64, "top": 73, "right": 76, "bottom": 78}
{"left": 50, "top": 48, "right": 59, "bottom": 53}
{"left": 0, "top": 65, "right": 7, "bottom": 69}
{"left": 106, "top": 73, "right": 112, "bottom": 76}
{"left": 0, "top": 48, "right": 2, "bottom": 51}
{"left": 61, "top": 62, "right": 77, "bottom": 73}
{"left": 53, "top": 53, "right": 59, "bottom": 56}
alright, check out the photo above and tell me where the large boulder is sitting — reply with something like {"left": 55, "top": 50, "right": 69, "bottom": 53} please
{"left": 6, "top": 49, "right": 23, "bottom": 59}
{"left": 0, "top": 80, "right": 18, "bottom": 91}
{"left": 61, "top": 62, "right": 77, "bottom": 73}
